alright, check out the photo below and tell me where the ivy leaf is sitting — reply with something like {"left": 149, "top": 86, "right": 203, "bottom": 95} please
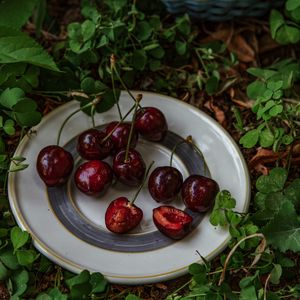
{"left": 10, "top": 227, "right": 29, "bottom": 253}
{"left": 262, "top": 200, "right": 300, "bottom": 252}
{"left": 275, "top": 25, "right": 300, "bottom": 45}
{"left": 256, "top": 168, "right": 287, "bottom": 193}
{"left": 0, "top": 26, "right": 60, "bottom": 71}
{"left": 0, "top": 0, "right": 39, "bottom": 28}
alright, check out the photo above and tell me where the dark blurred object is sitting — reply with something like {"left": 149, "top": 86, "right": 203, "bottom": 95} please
{"left": 160, "top": 0, "right": 284, "bottom": 21}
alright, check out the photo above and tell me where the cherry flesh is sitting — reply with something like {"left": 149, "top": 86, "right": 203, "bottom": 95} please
{"left": 148, "top": 166, "right": 183, "bottom": 202}
{"left": 135, "top": 107, "right": 168, "bottom": 142}
{"left": 105, "top": 197, "right": 143, "bottom": 233}
{"left": 77, "top": 129, "right": 113, "bottom": 160}
{"left": 74, "top": 160, "right": 113, "bottom": 196}
{"left": 113, "top": 149, "right": 146, "bottom": 186}
{"left": 105, "top": 122, "right": 138, "bottom": 153}
{"left": 181, "top": 175, "right": 219, "bottom": 212}
{"left": 153, "top": 206, "right": 193, "bottom": 240}
{"left": 36, "top": 145, "right": 74, "bottom": 187}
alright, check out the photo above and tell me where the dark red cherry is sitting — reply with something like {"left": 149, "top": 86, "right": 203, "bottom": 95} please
{"left": 181, "top": 175, "right": 219, "bottom": 212}
{"left": 105, "top": 122, "right": 138, "bottom": 152}
{"left": 153, "top": 206, "right": 193, "bottom": 240}
{"left": 77, "top": 129, "right": 113, "bottom": 160}
{"left": 148, "top": 166, "right": 183, "bottom": 202}
{"left": 113, "top": 149, "right": 146, "bottom": 186}
{"left": 36, "top": 145, "right": 73, "bottom": 187}
{"left": 135, "top": 107, "right": 168, "bottom": 141}
{"left": 74, "top": 160, "right": 113, "bottom": 196}
{"left": 105, "top": 197, "right": 143, "bottom": 233}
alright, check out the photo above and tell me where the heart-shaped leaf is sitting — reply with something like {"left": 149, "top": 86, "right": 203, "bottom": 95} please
{"left": 10, "top": 227, "right": 29, "bottom": 252}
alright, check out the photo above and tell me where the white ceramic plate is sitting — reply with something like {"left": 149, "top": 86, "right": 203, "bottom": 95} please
{"left": 8, "top": 91, "right": 250, "bottom": 284}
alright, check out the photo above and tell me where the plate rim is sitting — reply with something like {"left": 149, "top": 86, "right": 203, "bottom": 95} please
{"left": 8, "top": 90, "right": 251, "bottom": 283}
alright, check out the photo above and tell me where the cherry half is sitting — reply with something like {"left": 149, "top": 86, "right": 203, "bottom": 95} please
{"left": 148, "top": 166, "right": 183, "bottom": 202}
{"left": 105, "top": 122, "right": 138, "bottom": 153}
{"left": 153, "top": 206, "right": 193, "bottom": 240}
{"left": 74, "top": 160, "right": 113, "bottom": 196}
{"left": 113, "top": 149, "right": 146, "bottom": 186}
{"left": 77, "top": 129, "right": 113, "bottom": 160}
{"left": 105, "top": 197, "right": 143, "bottom": 234}
{"left": 181, "top": 175, "right": 219, "bottom": 212}
{"left": 135, "top": 107, "right": 168, "bottom": 142}
{"left": 36, "top": 145, "right": 74, "bottom": 187}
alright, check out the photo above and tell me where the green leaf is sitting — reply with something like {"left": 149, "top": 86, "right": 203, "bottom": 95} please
{"left": 205, "top": 76, "right": 219, "bottom": 95}
{"left": 36, "top": 294, "right": 52, "bottom": 300}
{"left": 48, "top": 287, "right": 68, "bottom": 300}
{"left": 189, "top": 263, "right": 206, "bottom": 275}
{"left": 0, "top": 26, "right": 60, "bottom": 71}
{"left": 95, "top": 89, "right": 120, "bottom": 113}
{"left": 256, "top": 167, "right": 287, "bottom": 193}
{"left": 0, "top": 0, "right": 39, "bottom": 28}
{"left": 247, "top": 68, "right": 277, "bottom": 79}
{"left": 125, "top": 295, "right": 140, "bottom": 300}
{"left": 66, "top": 270, "right": 90, "bottom": 288}
{"left": 240, "top": 286, "right": 258, "bottom": 300}
{"left": 90, "top": 273, "right": 107, "bottom": 293}
{"left": 284, "top": 179, "right": 300, "bottom": 211}
{"left": 14, "top": 110, "right": 42, "bottom": 127}
{"left": 269, "top": 104, "right": 283, "bottom": 117}
{"left": 175, "top": 14, "right": 191, "bottom": 35}
{"left": 270, "top": 264, "right": 282, "bottom": 284}
{"left": 11, "top": 227, "right": 29, "bottom": 252}
{"left": 246, "top": 81, "right": 266, "bottom": 100}
{"left": 239, "top": 129, "right": 259, "bottom": 148}
{"left": 11, "top": 269, "right": 29, "bottom": 297}
{"left": 13, "top": 99, "right": 38, "bottom": 113}
{"left": 291, "top": 6, "right": 300, "bottom": 22}
{"left": 132, "top": 49, "right": 147, "bottom": 71}
{"left": 0, "top": 87, "right": 24, "bottom": 109}
{"left": 259, "top": 128, "right": 275, "bottom": 148}
{"left": 266, "top": 81, "right": 283, "bottom": 91}
{"left": 269, "top": 10, "right": 285, "bottom": 39}
{"left": 81, "top": 20, "right": 95, "bottom": 42}
{"left": 275, "top": 25, "right": 300, "bottom": 45}
{"left": 0, "top": 248, "right": 19, "bottom": 269}
{"left": 16, "top": 250, "right": 38, "bottom": 265}
{"left": 0, "top": 261, "right": 8, "bottom": 280}
{"left": 262, "top": 200, "right": 300, "bottom": 252}
{"left": 136, "top": 21, "right": 152, "bottom": 41}
{"left": 3, "top": 119, "right": 15, "bottom": 135}
{"left": 175, "top": 40, "right": 187, "bottom": 55}
{"left": 286, "top": 0, "right": 300, "bottom": 11}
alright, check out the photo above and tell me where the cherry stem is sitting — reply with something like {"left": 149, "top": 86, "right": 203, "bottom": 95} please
{"left": 110, "top": 63, "right": 122, "bottom": 120}
{"left": 170, "top": 140, "right": 186, "bottom": 167}
{"left": 130, "top": 161, "right": 154, "bottom": 205}
{"left": 91, "top": 105, "right": 96, "bottom": 128}
{"left": 56, "top": 97, "right": 100, "bottom": 146}
{"left": 110, "top": 54, "right": 142, "bottom": 109}
{"left": 186, "top": 135, "right": 208, "bottom": 174}
{"left": 101, "top": 103, "right": 137, "bottom": 143}
{"left": 124, "top": 94, "right": 142, "bottom": 163}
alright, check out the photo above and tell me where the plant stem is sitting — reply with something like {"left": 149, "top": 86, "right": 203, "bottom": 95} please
{"left": 91, "top": 105, "right": 96, "bottom": 128}
{"left": 110, "top": 54, "right": 142, "bottom": 109}
{"left": 186, "top": 135, "right": 208, "bottom": 175}
{"left": 111, "top": 64, "right": 122, "bottom": 120}
{"left": 130, "top": 161, "right": 154, "bottom": 205}
{"left": 56, "top": 97, "right": 100, "bottom": 146}
{"left": 124, "top": 94, "right": 142, "bottom": 163}
{"left": 170, "top": 140, "right": 186, "bottom": 167}
{"left": 101, "top": 103, "right": 137, "bottom": 143}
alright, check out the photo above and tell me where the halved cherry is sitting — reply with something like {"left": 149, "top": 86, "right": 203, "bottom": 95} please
{"left": 153, "top": 206, "right": 193, "bottom": 240}
{"left": 105, "top": 197, "right": 143, "bottom": 234}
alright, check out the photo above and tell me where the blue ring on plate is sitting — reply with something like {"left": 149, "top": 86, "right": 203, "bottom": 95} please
{"left": 47, "top": 129, "right": 210, "bottom": 252}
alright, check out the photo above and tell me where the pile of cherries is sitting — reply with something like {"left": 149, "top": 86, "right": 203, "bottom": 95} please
{"left": 36, "top": 95, "right": 219, "bottom": 240}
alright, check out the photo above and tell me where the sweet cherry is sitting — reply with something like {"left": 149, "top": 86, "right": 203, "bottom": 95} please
{"left": 36, "top": 145, "right": 74, "bottom": 187}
